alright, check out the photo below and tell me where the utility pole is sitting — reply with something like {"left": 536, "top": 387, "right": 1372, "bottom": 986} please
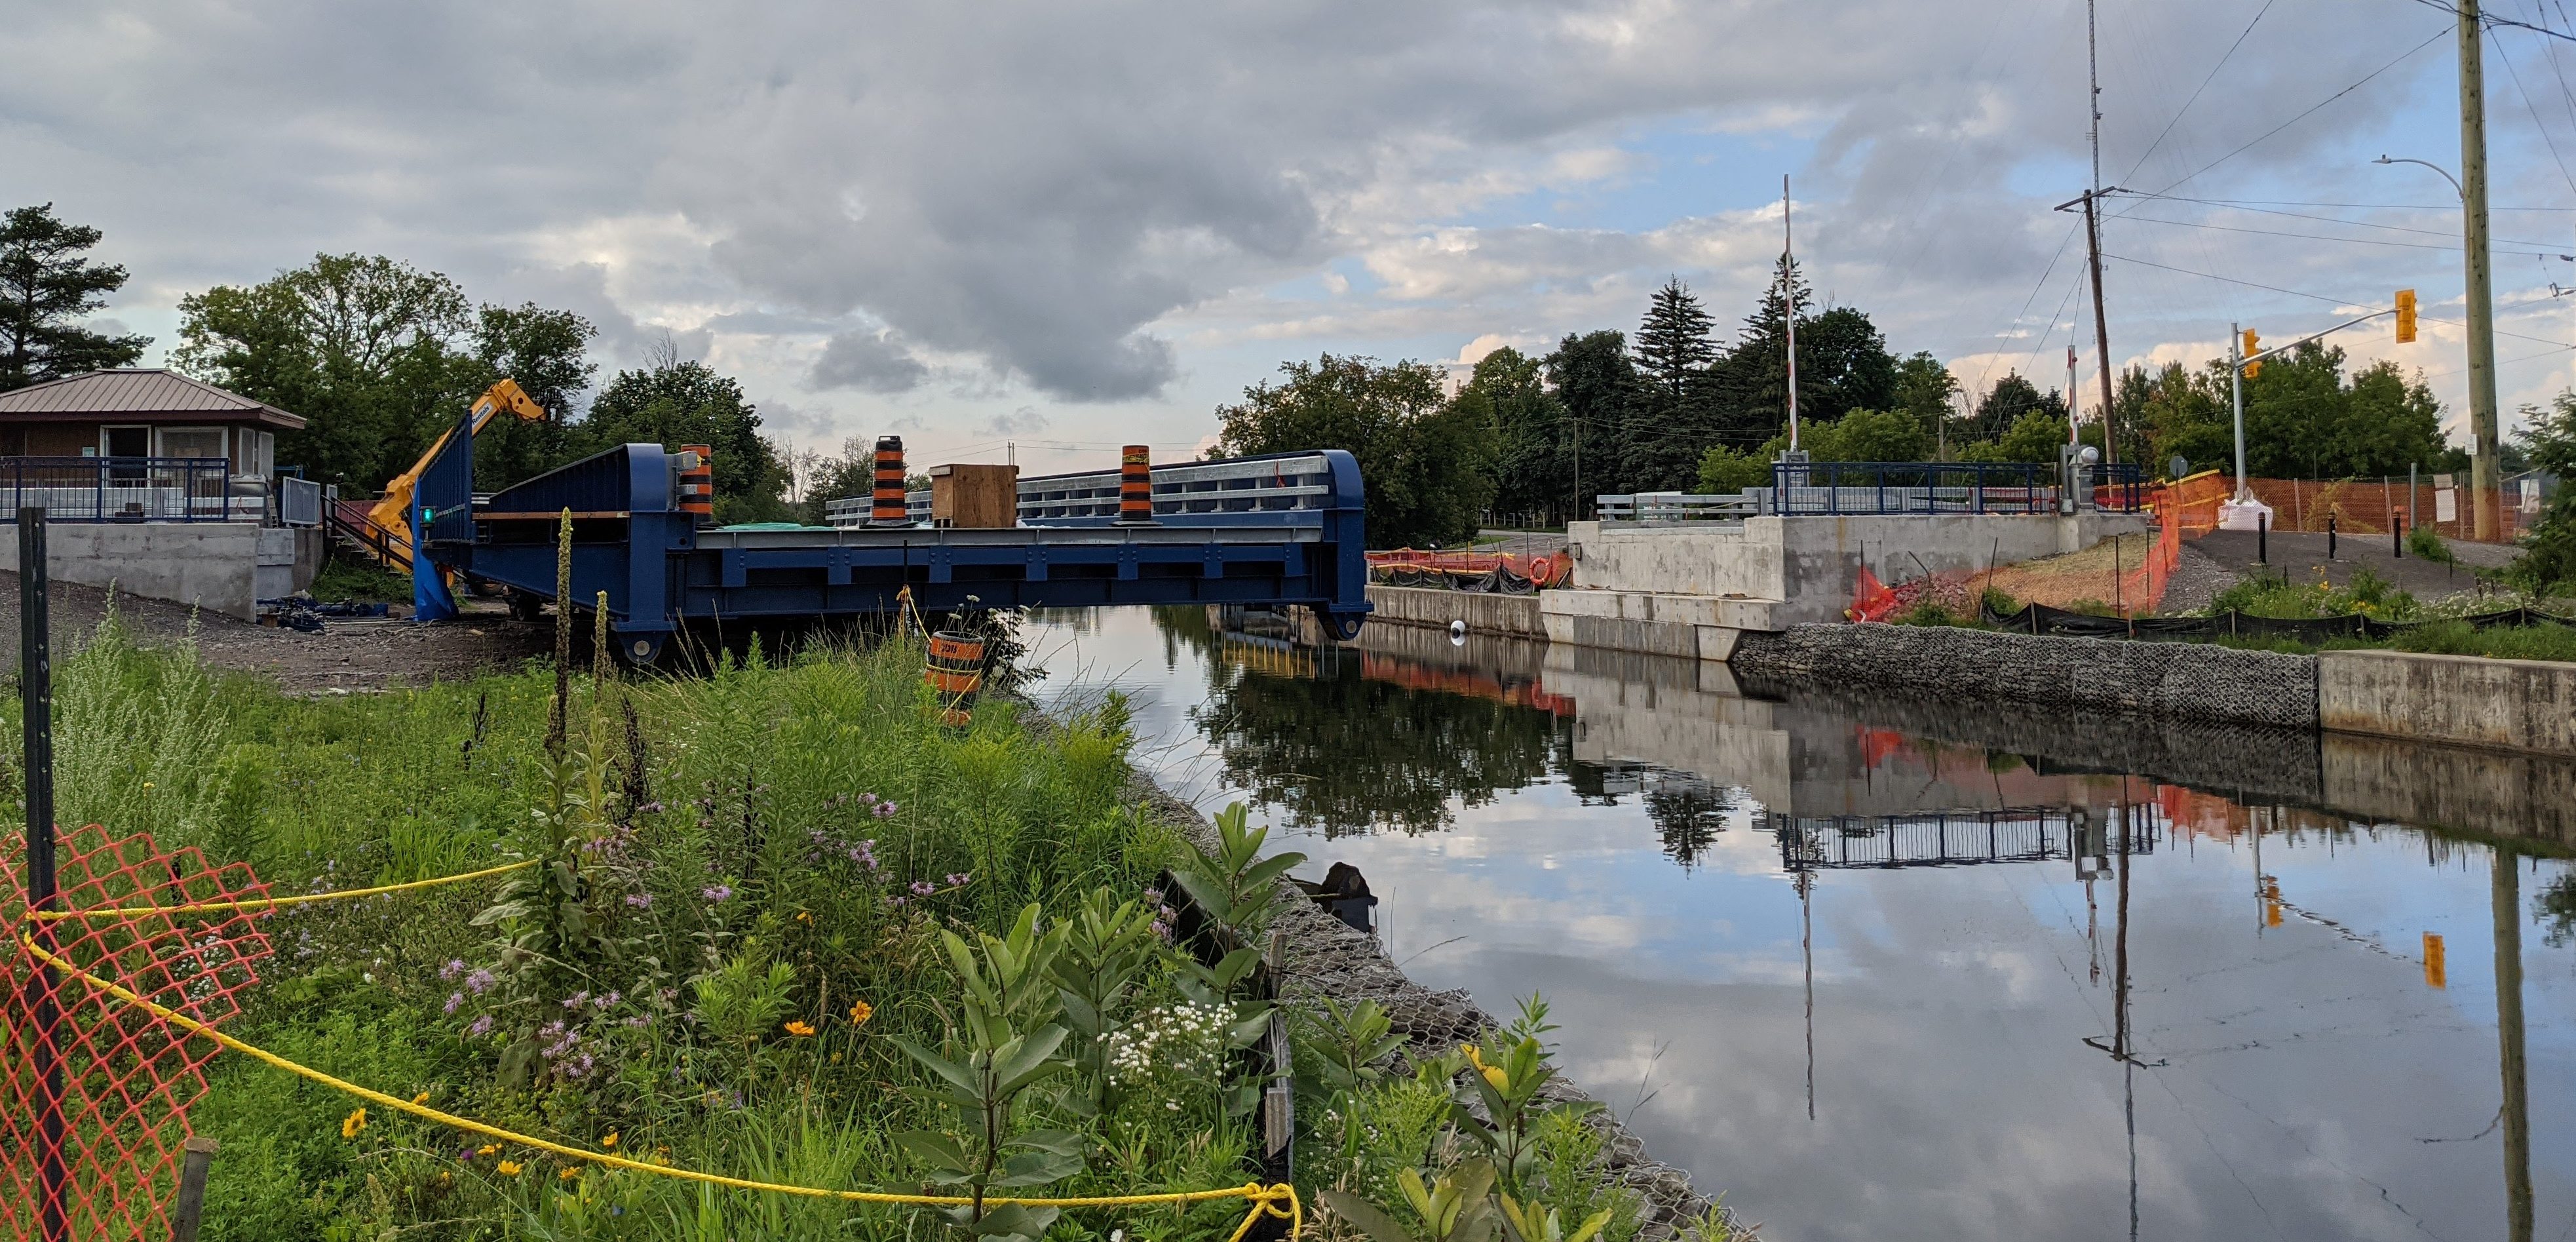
{"left": 2084, "top": 0, "right": 2117, "bottom": 465}
{"left": 2458, "top": 0, "right": 2503, "bottom": 539}
{"left": 1784, "top": 174, "right": 1800, "bottom": 454}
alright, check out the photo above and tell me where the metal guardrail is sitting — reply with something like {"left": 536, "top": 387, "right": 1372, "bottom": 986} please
{"left": 826, "top": 452, "right": 1340, "bottom": 528}
{"left": 1767, "top": 808, "right": 2159, "bottom": 870}
{"left": 1596, "top": 492, "right": 1761, "bottom": 524}
{"left": 279, "top": 476, "right": 322, "bottom": 528}
{"left": 0, "top": 457, "right": 246, "bottom": 522}
{"left": 1769, "top": 461, "right": 2147, "bottom": 516}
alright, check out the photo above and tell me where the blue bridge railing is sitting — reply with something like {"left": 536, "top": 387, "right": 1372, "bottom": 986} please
{"left": 0, "top": 457, "right": 244, "bottom": 522}
{"left": 1770, "top": 460, "right": 2146, "bottom": 516}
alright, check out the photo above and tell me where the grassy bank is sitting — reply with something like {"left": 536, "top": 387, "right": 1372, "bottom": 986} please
{"left": 9, "top": 617, "right": 1663, "bottom": 1242}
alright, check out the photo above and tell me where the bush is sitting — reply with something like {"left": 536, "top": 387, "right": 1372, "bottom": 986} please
{"left": 2406, "top": 523, "right": 2457, "bottom": 566}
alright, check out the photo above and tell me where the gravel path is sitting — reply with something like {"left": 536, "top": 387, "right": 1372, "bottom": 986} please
{"left": 0, "top": 571, "right": 550, "bottom": 694}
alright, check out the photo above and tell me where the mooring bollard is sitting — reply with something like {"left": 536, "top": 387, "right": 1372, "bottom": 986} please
{"left": 2328, "top": 513, "right": 2337, "bottom": 560}
{"left": 170, "top": 1136, "right": 220, "bottom": 1242}
{"left": 2258, "top": 512, "right": 2267, "bottom": 565}
{"left": 2395, "top": 513, "right": 2405, "bottom": 558}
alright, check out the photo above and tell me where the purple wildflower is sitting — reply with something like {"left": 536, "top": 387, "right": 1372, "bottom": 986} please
{"left": 562, "top": 991, "right": 590, "bottom": 1010}
{"left": 701, "top": 884, "right": 733, "bottom": 903}
{"left": 944, "top": 872, "right": 971, "bottom": 887}
{"left": 597, "top": 990, "right": 621, "bottom": 1009}
{"left": 465, "top": 1014, "right": 493, "bottom": 1038}
{"left": 909, "top": 880, "right": 936, "bottom": 897}
{"left": 444, "top": 992, "right": 464, "bottom": 1014}
{"left": 874, "top": 801, "right": 899, "bottom": 819}
{"left": 625, "top": 892, "right": 653, "bottom": 909}
{"left": 439, "top": 959, "right": 467, "bottom": 980}
{"left": 464, "top": 969, "right": 497, "bottom": 995}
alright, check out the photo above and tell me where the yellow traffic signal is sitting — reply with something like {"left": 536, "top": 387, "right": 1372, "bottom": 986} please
{"left": 2242, "top": 328, "right": 2261, "bottom": 379}
{"left": 2395, "top": 288, "right": 2417, "bottom": 343}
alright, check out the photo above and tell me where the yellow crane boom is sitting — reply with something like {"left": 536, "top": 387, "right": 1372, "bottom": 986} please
{"left": 357, "top": 379, "right": 548, "bottom": 568}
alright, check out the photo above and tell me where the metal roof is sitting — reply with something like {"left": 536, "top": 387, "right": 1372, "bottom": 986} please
{"left": 0, "top": 369, "right": 306, "bottom": 429}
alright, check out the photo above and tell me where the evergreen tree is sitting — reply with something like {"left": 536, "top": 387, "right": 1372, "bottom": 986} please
{"left": 1540, "top": 330, "right": 1636, "bottom": 510}
{"left": 1459, "top": 347, "right": 1572, "bottom": 525}
{"left": 1969, "top": 372, "right": 2066, "bottom": 441}
{"left": 1620, "top": 278, "right": 1723, "bottom": 491}
{"left": 1, "top": 203, "right": 151, "bottom": 390}
{"left": 1892, "top": 351, "right": 1960, "bottom": 444}
{"left": 1716, "top": 256, "right": 1815, "bottom": 447}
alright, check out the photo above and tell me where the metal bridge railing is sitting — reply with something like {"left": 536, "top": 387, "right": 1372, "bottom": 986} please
{"left": 1767, "top": 808, "right": 2159, "bottom": 871}
{"left": 0, "top": 457, "right": 246, "bottom": 522}
{"left": 1595, "top": 492, "right": 1761, "bottom": 524}
{"left": 1769, "top": 460, "right": 2147, "bottom": 516}
{"left": 829, "top": 452, "right": 1341, "bottom": 527}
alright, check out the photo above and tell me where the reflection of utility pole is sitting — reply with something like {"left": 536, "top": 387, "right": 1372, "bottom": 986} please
{"left": 2113, "top": 790, "right": 2131, "bottom": 1059}
{"left": 2495, "top": 853, "right": 2533, "bottom": 1242}
{"left": 1797, "top": 869, "right": 1816, "bottom": 1123}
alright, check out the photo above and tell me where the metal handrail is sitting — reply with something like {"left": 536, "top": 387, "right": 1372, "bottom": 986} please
{"left": 0, "top": 457, "right": 246, "bottom": 522}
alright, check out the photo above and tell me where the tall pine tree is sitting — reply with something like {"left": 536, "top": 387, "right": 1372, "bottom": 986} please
{"left": 1, "top": 204, "right": 151, "bottom": 391}
{"left": 1619, "top": 277, "right": 1723, "bottom": 492}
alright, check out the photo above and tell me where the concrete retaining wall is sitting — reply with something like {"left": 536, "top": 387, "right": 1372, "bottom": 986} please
{"left": 0, "top": 522, "right": 261, "bottom": 621}
{"left": 1363, "top": 584, "right": 1546, "bottom": 638}
{"left": 1731, "top": 623, "right": 2318, "bottom": 727}
{"left": 2319, "top": 648, "right": 2576, "bottom": 757}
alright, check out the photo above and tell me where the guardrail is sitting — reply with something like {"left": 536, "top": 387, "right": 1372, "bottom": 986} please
{"left": 827, "top": 452, "right": 1341, "bottom": 528}
{"left": 1595, "top": 492, "right": 1762, "bottom": 524}
{"left": 0, "top": 457, "right": 248, "bottom": 522}
{"left": 1769, "top": 460, "right": 2147, "bottom": 516}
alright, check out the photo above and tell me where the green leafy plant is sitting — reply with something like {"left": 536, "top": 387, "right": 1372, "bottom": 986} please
{"left": 1324, "top": 1158, "right": 1502, "bottom": 1242}
{"left": 2407, "top": 522, "right": 2458, "bottom": 566}
{"left": 891, "top": 904, "right": 1083, "bottom": 1242}
{"left": 1048, "top": 886, "right": 1168, "bottom": 1114}
{"left": 1172, "top": 802, "right": 1307, "bottom": 939}
{"left": 1496, "top": 1193, "right": 1614, "bottom": 1242}
{"left": 1453, "top": 1029, "right": 1600, "bottom": 1198}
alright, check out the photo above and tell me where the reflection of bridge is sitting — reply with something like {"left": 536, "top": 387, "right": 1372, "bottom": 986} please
{"left": 1765, "top": 807, "right": 2160, "bottom": 871}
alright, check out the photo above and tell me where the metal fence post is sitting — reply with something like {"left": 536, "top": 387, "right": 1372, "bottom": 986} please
{"left": 20, "top": 507, "right": 66, "bottom": 1242}
{"left": 170, "top": 1136, "right": 219, "bottom": 1242}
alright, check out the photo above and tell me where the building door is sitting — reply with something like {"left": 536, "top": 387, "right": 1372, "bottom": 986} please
{"left": 103, "top": 426, "right": 150, "bottom": 482}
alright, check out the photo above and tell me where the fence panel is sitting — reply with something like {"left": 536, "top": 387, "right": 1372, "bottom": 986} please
{"left": 0, "top": 458, "right": 239, "bottom": 522}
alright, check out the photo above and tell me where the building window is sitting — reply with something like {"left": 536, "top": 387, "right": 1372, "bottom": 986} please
{"left": 102, "top": 426, "right": 150, "bottom": 457}
{"left": 157, "top": 427, "right": 227, "bottom": 462}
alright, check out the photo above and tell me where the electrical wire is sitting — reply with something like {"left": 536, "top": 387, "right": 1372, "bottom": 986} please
{"left": 2400, "top": 0, "right": 2576, "bottom": 42}
{"left": 2118, "top": 212, "right": 2567, "bottom": 256}
{"left": 2102, "top": 252, "right": 2576, "bottom": 346}
{"left": 2487, "top": 26, "right": 2576, "bottom": 195}
{"left": 2122, "top": 0, "right": 2276, "bottom": 185}
{"left": 2145, "top": 28, "right": 2450, "bottom": 197}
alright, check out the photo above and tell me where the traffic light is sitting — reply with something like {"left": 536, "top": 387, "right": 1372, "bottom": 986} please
{"left": 2395, "top": 288, "right": 2417, "bottom": 343}
{"left": 2242, "top": 328, "right": 2261, "bottom": 379}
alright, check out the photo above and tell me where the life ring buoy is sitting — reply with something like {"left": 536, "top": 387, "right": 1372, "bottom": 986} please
{"left": 1527, "top": 555, "right": 1554, "bottom": 585}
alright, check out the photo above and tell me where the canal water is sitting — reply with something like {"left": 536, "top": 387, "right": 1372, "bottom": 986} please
{"left": 1024, "top": 607, "right": 2575, "bottom": 1242}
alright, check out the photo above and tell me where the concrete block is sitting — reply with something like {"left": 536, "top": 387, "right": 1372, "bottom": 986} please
{"left": 0, "top": 520, "right": 262, "bottom": 621}
{"left": 1362, "top": 585, "right": 1545, "bottom": 637}
{"left": 2318, "top": 648, "right": 2576, "bottom": 757}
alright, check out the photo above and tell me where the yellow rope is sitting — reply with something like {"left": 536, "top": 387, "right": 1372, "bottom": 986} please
{"left": 26, "top": 857, "right": 541, "bottom": 921}
{"left": 18, "top": 932, "right": 1299, "bottom": 1237}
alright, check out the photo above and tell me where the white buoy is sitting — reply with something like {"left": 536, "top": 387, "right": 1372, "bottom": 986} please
{"left": 1449, "top": 619, "right": 1467, "bottom": 646}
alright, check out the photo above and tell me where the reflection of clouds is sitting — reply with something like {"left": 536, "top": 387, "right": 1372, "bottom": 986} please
{"left": 1028, "top": 611, "right": 2576, "bottom": 1240}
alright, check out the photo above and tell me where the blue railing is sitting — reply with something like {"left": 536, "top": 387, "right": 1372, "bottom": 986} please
{"left": 1769, "top": 460, "right": 2146, "bottom": 516}
{"left": 0, "top": 457, "right": 244, "bottom": 522}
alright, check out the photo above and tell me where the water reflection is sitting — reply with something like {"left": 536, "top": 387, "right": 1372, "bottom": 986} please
{"left": 1035, "top": 608, "right": 2573, "bottom": 1241}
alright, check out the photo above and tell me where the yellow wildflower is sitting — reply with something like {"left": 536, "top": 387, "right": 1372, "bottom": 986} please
{"left": 340, "top": 1107, "right": 368, "bottom": 1139}
{"left": 784, "top": 1019, "right": 817, "bottom": 1038}
{"left": 559, "top": 1166, "right": 581, "bottom": 1181}
{"left": 476, "top": 1144, "right": 500, "bottom": 1157}
{"left": 1461, "top": 1043, "right": 1507, "bottom": 1091}
{"left": 847, "top": 999, "right": 874, "bottom": 1026}
{"left": 412, "top": 1091, "right": 430, "bottom": 1106}
{"left": 795, "top": 910, "right": 813, "bottom": 923}
{"left": 497, "top": 1160, "right": 524, "bottom": 1177}
{"left": 601, "top": 1131, "right": 619, "bottom": 1150}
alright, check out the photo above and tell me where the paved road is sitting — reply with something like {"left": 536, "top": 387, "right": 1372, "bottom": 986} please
{"left": 2193, "top": 528, "right": 2518, "bottom": 600}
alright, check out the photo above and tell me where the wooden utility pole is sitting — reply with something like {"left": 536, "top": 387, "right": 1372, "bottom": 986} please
{"left": 2085, "top": 0, "right": 2117, "bottom": 465}
{"left": 2459, "top": 0, "right": 2503, "bottom": 540}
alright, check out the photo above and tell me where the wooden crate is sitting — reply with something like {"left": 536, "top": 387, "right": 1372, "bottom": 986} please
{"left": 930, "top": 463, "right": 1020, "bottom": 528}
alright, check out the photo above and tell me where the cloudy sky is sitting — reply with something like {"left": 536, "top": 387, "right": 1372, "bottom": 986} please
{"left": 10, "top": 0, "right": 2576, "bottom": 478}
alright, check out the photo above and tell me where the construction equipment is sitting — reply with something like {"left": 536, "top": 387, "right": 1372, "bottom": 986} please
{"left": 339, "top": 379, "right": 549, "bottom": 570}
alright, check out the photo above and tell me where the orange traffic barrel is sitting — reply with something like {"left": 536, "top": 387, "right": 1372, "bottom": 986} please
{"left": 925, "top": 630, "right": 985, "bottom": 726}
{"left": 1115, "top": 444, "right": 1154, "bottom": 524}
{"left": 871, "top": 435, "right": 910, "bottom": 527}
{"left": 676, "top": 444, "right": 715, "bottom": 520}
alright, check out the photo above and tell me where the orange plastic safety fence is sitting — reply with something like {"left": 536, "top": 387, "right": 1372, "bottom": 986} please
{"left": 2, "top": 826, "right": 274, "bottom": 1242}
{"left": 1366, "top": 549, "right": 1571, "bottom": 589}
{"left": 2155, "top": 471, "right": 2232, "bottom": 539}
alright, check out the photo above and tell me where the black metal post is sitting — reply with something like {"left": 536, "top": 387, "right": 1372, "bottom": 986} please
{"left": 2396, "top": 513, "right": 2406, "bottom": 558}
{"left": 170, "top": 1137, "right": 218, "bottom": 1242}
{"left": 2328, "top": 513, "right": 2337, "bottom": 560}
{"left": 2257, "top": 512, "right": 2268, "bottom": 565}
{"left": 18, "top": 508, "right": 66, "bottom": 1242}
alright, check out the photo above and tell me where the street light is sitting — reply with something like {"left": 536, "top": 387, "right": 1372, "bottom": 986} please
{"left": 2374, "top": 151, "right": 2502, "bottom": 539}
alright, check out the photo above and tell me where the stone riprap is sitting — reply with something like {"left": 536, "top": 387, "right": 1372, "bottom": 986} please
{"left": 1731, "top": 623, "right": 2318, "bottom": 727}
{"left": 1125, "top": 771, "right": 1731, "bottom": 1242}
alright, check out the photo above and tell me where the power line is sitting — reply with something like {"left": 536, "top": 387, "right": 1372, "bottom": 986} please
{"left": 2123, "top": 0, "right": 2275, "bottom": 184}
{"left": 2486, "top": 26, "right": 2576, "bottom": 195}
{"left": 2102, "top": 252, "right": 2576, "bottom": 346}
{"left": 2111, "top": 191, "right": 2575, "bottom": 246}
{"left": 2401, "top": 0, "right": 2576, "bottom": 41}
{"left": 2146, "top": 28, "right": 2450, "bottom": 196}
{"left": 2119, "top": 212, "right": 2567, "bottom": 256}
{"left": 2134, "top": 195, "right": 2575, "bottom": 210}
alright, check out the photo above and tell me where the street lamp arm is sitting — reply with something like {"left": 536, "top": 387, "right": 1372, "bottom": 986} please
{"left": 2244, "top": 307, "right": 2399, "bottom": 366}
{"left": 2373, "top": 155, "right": 2466, "bottom": 202}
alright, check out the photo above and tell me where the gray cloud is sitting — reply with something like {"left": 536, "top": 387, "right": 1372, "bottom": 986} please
{"left": 811, "top": 330, "right": 930, "bottom": 394}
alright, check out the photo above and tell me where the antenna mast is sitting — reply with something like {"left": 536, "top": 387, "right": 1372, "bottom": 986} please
{"left": 1784, "top": 174, "right": 1799, "bottom": 452}
{"left": 2083, "top": 0, "right": 2117, "bottom": 464}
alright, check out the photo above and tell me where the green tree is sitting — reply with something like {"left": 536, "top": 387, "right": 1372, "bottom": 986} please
{"left": 1967, "top": 372, "right": 2066, "bottom": 442}
{"left": 2507, "top": 390, "right": 2576, "bottom": 593}
{"left": 2237, "top": 342, "right": 2455, "bottom": 478}
{"left": 1, "top": 203, "right": 151, "bottom": 391}
{"left": 1460, "top": 347, "right": 1573, "bottom": 525}
{"left": 463, "top": 303, "right": 598, "bottom": 490}
{"left": 1891, "top": 351, "right": 1959, "bottom": 444}
{"left": 1715, "top": 259, "right": 1898, "bottom": 446}
{"left": 174, "top": 254, "right": 478, "bottom": 488}
{"left": 1695, "top": 406, "right": 1928, "bottom": 492}
{"left": 579, "top": 360, "right": 790, "bottom": 524}
{"left": 1959, "top": 408, "right": 2079, "bottom": 465}
{"left": 1619, "top": 279, "right": 1724, "bottom": 492}
{"left": 1541, "top": 330, "right": 1634, "bottom": 511}
{"left": 1214, "top": 353, "right": 1496, "bottom": 547}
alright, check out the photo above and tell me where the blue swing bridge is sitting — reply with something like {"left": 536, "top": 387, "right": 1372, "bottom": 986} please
{"left": 409, "top": 422, "right": 1372, "bottom": 662}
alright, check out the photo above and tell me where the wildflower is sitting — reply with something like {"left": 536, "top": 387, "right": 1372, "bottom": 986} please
{"left": 412, "top": 1091, "right": 430, "bottom": 1106}
{"left": 444, "top": 992, "right": 464, "bottom": 1014}
{"left": 794, "top": 910, "right": 813, "bottom": 923}
{"left": 563, "top": 991, "right": 590, "bottom": 1010}
{"left": 701, "top": 884, "right": 733, "bottom": 903}
{"left": 477, "top": 1144, "right": 501, "bottom": 1157}
{"left": 464, "top": 968, "right": 497, "bottom": 995}
{"left": 847, "top": 999, "right": 874, "bottom": 1026}
{"left": 439, "top": 959, "right": 467, "bottom": 980}
{"left": 341, "top": 1107, "right": 368, "bottom": 1139}
{"left": 624, "top": 892, "right": 652, "bottom": 909}
{"left": 944, "top": 872, "right": 971, "bottom": 887}
{"left": 559, "top": 1166, "right": 580, "bottom": 1181}
{"left": 784, "top": 1020, "right": 817, "bottom": 1038}
{"left": 497, "top": 1160, "right": 524, "bottom": 1176}
{"left": 597, "top": 990, "right": 621, "bottom": 1009}
{"left": 908, "top": 880, "right": 936, "bottom": 897}
{"left": 601, "top": 1132, "right": 619, "bottom": 1150}
{"left": 874, "top": 801, "right": 900, "bottom": 818}
{"left": 465, "top": 1015, "right": 494, "bottom": 1038}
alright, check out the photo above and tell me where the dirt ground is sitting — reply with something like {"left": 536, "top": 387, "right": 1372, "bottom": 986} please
{"left": 0, "top": 572, "right": 550, "bottom": 695}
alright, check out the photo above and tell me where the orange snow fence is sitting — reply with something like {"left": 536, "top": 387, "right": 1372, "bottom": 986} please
{"left": 1367, "top": 548, "right": 1571, "bottom": 591}
{"left": 3, "top": 825, "right": 276, "bottom": 1242}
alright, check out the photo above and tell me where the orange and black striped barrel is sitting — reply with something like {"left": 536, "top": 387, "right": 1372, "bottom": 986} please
{"left": 870, "top": 435, "right": 909, "bottom": 526}
{"left": 676, "top": 444, "right": 715, "bottom": 520}
{"left": 1115, "top": 444, "right": 1153, "bottom": 524}
{"left": 925, "top": 630, "right": 985, "bottom": 726}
